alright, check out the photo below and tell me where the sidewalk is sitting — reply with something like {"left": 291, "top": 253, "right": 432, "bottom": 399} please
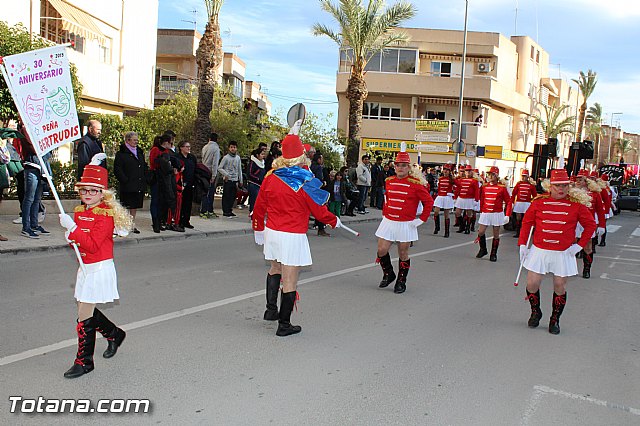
{"left": 0, "top": 201, "right": 382, "bottom": 255}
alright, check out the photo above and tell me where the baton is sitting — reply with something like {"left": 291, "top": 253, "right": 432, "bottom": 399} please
{"left": 514, "top": 226, "right": 534, "bottom": 287}
{"left": 339, "top": 223, "right": 360, "bottom": 237}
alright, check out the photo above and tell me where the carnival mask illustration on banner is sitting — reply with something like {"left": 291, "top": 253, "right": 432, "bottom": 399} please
{"left": 47, "top": 87, "right": 71, "bottom": 117}
{"left": 24, "top": 95, "right": 45, "bottom": 124}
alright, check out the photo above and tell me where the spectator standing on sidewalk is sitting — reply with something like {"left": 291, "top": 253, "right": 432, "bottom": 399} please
{"left": 373, "top": 163, "right": 389, "bottom": 210}
{"left": 328, "top": 171, "right": 346, "bottom": 216}
{"left": 369, "top": 156, "right": 383, "bottom": 208}
{"left": 311, "top": 152, "right": 330, "bottom": 236}
{"left": 19, "top": 132, "right": 50, "bottom": 239}
{"left": 356, "top": 155, "right": 372, "bottom": 214}
{"left": 218, "top": 141, "right": 243, "bottom": 218}
{"left": 200, "top": 133, "right": 221, "bottom": 218}
{"left": 177, "top": 140, "right": 197, "bottom": 229}
{"left": 76, "top": 120, "right": 106, "bottom": 180}
{"left": 113, "top": 131, "right": 147, "bottom": 234}
{"left": 248, "top": 146, "right": 267, "bottom": 213}
{"left": 264, "top": 140, "right": 281, "bottom": 172}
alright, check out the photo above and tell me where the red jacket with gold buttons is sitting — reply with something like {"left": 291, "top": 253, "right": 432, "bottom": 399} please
{"left": 436, "top": 176, "right": 456, "bottom": 196}
{"left": 512, "top": 181, "right": 537, "bottom": 203}
{"left": 519, "top": 195, "right": 596, "bottom": 250}
{"left": 454, "top": 177, "right": 479, "bottom": 200}
{"left": 383, "top": 175, "right": 434, "bottom": 222}
{"left": 480, "top": 184, "right": 511, "bottom": 213}
{"left": 68, "top": 203, "right": 114, "bottom": 264}
{"left": 587, "top": 190, "right": 606, "bottom": 226}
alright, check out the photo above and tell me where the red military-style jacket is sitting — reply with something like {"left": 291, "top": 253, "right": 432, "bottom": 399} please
{"left": 586, "top": 190, "right": 606, "bottom": 226}
{"left": 252, "top": 172, "right": 337, "bottom": 233}
{"left": 512, "top": 181, "right": 537, "bottom": 203}
{"left": 68, "top": 203, "right": 115, "bottom": 264}
{"left": 600, "top": 187, "right": 612, "bottom": 213}
{"left": 479, "top": 183, "right": 511, "bottom": 213}
{"left": 436, "top": 176, "right": 456, "bottom": 197}
{"left": 383, "top": 175, "right": 434, "bottom": 222}
{"left": 454, "top": 177, "right": 479, "bottom": 200}
{"left": 519, "top": 195, "right": 597, "bottom": 251}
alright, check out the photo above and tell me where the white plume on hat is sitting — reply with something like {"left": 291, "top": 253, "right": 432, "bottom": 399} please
{"left": 89, "top": 153, "right": 107, "bottom": 166}
{"left": 400, "top": 141, "right": 407, "bottom": 152}
{"left": 558, "top": 155, "right": 565, "bottom": 169}
{"left": 288, "top": 119, "right": 303, "bottom": 136}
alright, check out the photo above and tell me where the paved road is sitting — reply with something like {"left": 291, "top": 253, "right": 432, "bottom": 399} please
{"left": 1, "top": 212, "right": 639, "bottom": 425}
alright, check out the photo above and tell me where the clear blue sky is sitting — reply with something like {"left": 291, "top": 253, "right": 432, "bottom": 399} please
{"left": 157, "top": 0, "right": 640, "bottom": 134}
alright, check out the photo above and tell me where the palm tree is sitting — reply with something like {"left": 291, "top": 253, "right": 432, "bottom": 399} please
{"left": 533, "top": 102, "right": 575, "bottom": 140}
{"left": 313, "top": 0, "right": 417, "bottom": 164}
{"left": 614, "top": 138, "right": 635, "bottom": 163}
{"left": 585, "top": 102, "right": 603, "bottom": 163}
{"left": 193, "top": 0, "right": 225, "bottom": 158}
{"left": 572, "top": 69, "right": 598, "bottom": 143}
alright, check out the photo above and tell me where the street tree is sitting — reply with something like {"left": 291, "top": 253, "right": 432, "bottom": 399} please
{"left": 0, "top": 22, "right": 83, "bottom": 126}
{"left": 572, "top": 69, "right": 598, "bottom": 142}
{"left": 533, "top": 102, "right": 575, "bottom": 141}
{"left": 614, "top": 138, "right": 635, "bottom": 163}
{"left": 313, "top": 0, "right": 417, "bottom": 165}
{"left": 193, "top": 0, "right": 225, "bottom": 158}
{"left": 585, "top": 102, "right": 603, "bottom": 163}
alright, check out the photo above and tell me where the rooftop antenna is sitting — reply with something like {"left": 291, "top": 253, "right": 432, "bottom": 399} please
{"left": 514, "top": 0, "right": 518, "bottom": 35}
{"left": 181, "top": 9, "right": 197, "bottom": 30}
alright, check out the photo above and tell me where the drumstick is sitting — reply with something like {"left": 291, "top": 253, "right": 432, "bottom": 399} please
{"left": 514, "top": 226, "right": 534, "bottom": 287}
{"left": 340, "top": 223, "right": 360, "bottom": 236}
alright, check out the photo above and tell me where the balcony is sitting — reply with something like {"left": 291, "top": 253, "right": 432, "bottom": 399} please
{"left": 157, "top": 79, "right": 196, "bottom": 94}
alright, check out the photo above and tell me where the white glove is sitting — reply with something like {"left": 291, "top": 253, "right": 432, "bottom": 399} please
{"left": 59, "top": 213, "right": 77, "bottom": 232}
{"left": 447, "top": 193, "right": 455, "bottom": 197}
{"left": 333, "top": 217, "right": 342, "bottom": 229}
{"left": 254, "top": 230, "right": 264, "bottom": 246}
{"left": 64, "top": 230, "right": 73, "bottom": 243}
{"left": 597, "top": 227, "right": 606, "bottom": 237}
{"left": 519, "top": 245, "right": 529, "bottom": 262}
{"left": 503, "top": 215, "right": 511, "bottom": 225}
{"left": 89, "top": 152, "right": 107, "bottom": 165}
{"left": 565, "top": 244, "right": 583, "bottom": 256}
{"left": 410, "top": 219, "right": 424, "bottom": 228}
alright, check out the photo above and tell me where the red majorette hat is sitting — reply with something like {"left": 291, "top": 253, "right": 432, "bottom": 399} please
{"left": 465, "top": 164, "right": 473, "bottom": 171}
{"left": 488, "top": 166, "right": 500, "bottom": 175}
{"left": 521, "top": 169, "right": 530, "bottom": 175}
{"left": 589, "top": 170, "right": 599, "bottom": 178}
{"left": 395, "top": 142, "right": 410, "bottom": 163}
{"left": 303, "top": 143, "right": 312, "bottom": 153}
{"left": 550, "top": 169, "right": 570, "bottom": 184}
{"left": 443, "top": 163, "right": 452, "bottom": 170}
{"left": 281, "top": 134, "right": 305, "bottom": 160}
{"left": 600, "top": 174, "right": 609, "bottom": 181}
{"left": 577, "top": 169, "right": 589, "bottom": 177}
{"left": 76, "top": 165, "right": 108, "bottom": 189}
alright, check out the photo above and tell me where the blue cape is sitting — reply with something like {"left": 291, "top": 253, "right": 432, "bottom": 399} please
{"left": 273, "top": 166, "right": 330, "bottom": 206}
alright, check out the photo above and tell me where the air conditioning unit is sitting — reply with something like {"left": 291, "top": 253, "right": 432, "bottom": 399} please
{"left": 477, "top": 63, "right": 491, "bottom": 73}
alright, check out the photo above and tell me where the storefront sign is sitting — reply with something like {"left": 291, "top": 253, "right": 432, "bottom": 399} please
{"left": 484, "top": 145, "right": 503, "bottom": 159}
{"left": 415, "top": 119, "right": 450, "bottom": 133}
{"left": 599, "top": 165, "right": 624, "bottom": 185}
{"left": 362, "top": 138, "right": 452, "bottom": 155}
{"left": 414, "top": 132, "right": 450, "bottom": 142}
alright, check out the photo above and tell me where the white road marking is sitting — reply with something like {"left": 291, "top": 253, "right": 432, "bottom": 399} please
{"left": 605, "top": 224, "right": 621, "bottom": 233}
{"left": 521, "top": 384, "right": 640, "bottom": 426}
{"left": 615, "top": 244, "right": 640, "bottom": 249}
{"left": 600, "top": 273, "right": 640, "bottom": 286}
{"left": 632, "top": 227, "right": 640, "bottom": 237}
{"left": 0, "top": 236, "right": 490, "bottom": 367}
{"left": 599, "top": 256, "right": 640, "bottom": 263}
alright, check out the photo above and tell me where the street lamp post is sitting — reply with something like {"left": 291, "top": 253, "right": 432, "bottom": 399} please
{"left": 454, "top": 0, "right": 469, "bottom": 166}
{"left": 608, "top": 112, "right": 623, "bottom": 163}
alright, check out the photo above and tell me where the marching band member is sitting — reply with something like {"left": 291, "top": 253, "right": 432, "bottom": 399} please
{"left": 475, "top": 166, "right": 511, "bottom": 262}
{"left": 511, "top": 169, "right": 537, "bottom": 238}
{"left": 454, "top": 165, "right": 479, "bottom": 234}
{"left": 519, "top": 167, "right": 596, "bottom": 334}
{"left": 432, "top": 163, "right": 456, "bottom": 238}
{"left": 375, "top": 145, "right": 434, "bottom": 294}
{"left": 574, "top": 170, "right": 606, "bottom": 278}
{"left": 597, "top": 174, "right": 614, "bottom": 247}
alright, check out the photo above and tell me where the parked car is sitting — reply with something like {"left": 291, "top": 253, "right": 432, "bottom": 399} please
{"left": 615, "top": 187, "right": 640, "bottom": 211}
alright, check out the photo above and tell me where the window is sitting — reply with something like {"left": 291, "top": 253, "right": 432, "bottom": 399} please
{"left": 381, "top": 49, "right": 399, "bottom": 72}
{"left": 339, "top": 49, "right": 353, "bottom": 73}
{"left": 536, "top": 51, "right": 540, "bottom": 64}
{"left": 98, "top": 45, "right": 109, "bottom": 63}
{"left": 365, "top": 51, "right": 381, "bottom": 72}
{"left": 530, "top": 46, "right": 535, "bottom": 59}
{"left": 69, "top": 33, "right": 84, "bottom": 53}
{"left": 364, "top": 102, "right": 400, "bottom": 120}
{"left": 431, "top": 62, "right": 451, "bottom": 77}
{"left": 427, "top": 110, "right": 446, "bottom": 120}
{"left": 398, "top": 50, "right": 416, "bottom": 73}
{"left": 345, "top": 48, "right": 416, "bottom": 73}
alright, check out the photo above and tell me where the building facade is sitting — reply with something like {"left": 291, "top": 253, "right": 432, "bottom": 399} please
{"left": 336, "top": 28, "right": 582, "bottom": 181}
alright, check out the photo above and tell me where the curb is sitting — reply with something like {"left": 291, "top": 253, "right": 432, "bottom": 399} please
{"left": 0, "top": 216, "right": 380, "bottom": 256}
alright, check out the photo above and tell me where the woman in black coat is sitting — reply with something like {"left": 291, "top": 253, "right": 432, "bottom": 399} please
{"left": 113, "top": 131, "right": 148, "bottom": 233}
{"left": 176, "top": 140, "right": 197, "bottom": 228}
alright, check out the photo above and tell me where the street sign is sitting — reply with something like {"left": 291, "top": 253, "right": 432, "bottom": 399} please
{"left": 414, "top": 132, "right": 450, "bottom": 142}
{"left": 466, "top": 150, "right": 476, "bottom": 158}
{"left": 451, "top": 140, "right": 465, "bottom": 153}
{"left": 287, "top": 103, "right": 306, "bottom": 128}
{"left": 414, "top": 144, "right": 450, "bottom": 153}
{"left": 415, "top": 119, "right": 450, "bottom": 133}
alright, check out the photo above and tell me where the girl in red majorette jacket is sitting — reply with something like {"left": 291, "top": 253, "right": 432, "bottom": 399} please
{"left": 574, "top": 170, "right": 606, "bottom": 278}
{"left": 518, "top": 168, "right": 596, "bottom": 335}
{"left": 375, "top": 149, "right": 433, "bottom": 295}
{"left": 511, "top": 169, "right": 537, "bottom": 238}
{"left": 596, "top": 174, "right": 614, "bottom": 247}
{"left": 58, "top": 163, "right": 133, "bottom": 378}
{"left": 454, "top": 165, "right": 479, "bottom": 234}
{"left": 475, "top": 166, "right": 511, "bottom": 262}
{"left": 432, "top": 164, "right": 457, "bottom": 238}
{"left": 252, "top": 134, "right": 338, "bottom": 337}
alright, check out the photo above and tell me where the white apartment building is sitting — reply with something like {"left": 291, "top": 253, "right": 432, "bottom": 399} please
{"left": 336, "top": 28, "right": 582, "bottom": 179}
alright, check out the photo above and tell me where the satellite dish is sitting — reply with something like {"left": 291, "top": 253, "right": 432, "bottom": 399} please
{"left": 287, "top": 103, "right": 306, "bottom": 128}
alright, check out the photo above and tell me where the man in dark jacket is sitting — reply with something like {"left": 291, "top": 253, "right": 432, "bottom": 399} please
{"left": 77, "top": 120, "right": 106, "bottom": 179}
{"left": 310, "top": 152, "right": 330, "bottom": 236}
{"left": 113, "top": 131, "right": 148, "bottom": 233}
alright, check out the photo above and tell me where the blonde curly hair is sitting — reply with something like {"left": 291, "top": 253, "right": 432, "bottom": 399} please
{"left": 541, "top": 179, "right": 592, "bottom": 208}
{"left": 272, "top": 153, "right": 311, "bottom": 170}
{"left": 102, "top": 189, "right": 134, "bottom": 234}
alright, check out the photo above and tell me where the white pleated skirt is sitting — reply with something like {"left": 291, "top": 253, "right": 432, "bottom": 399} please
{"left": 454, "top": 198, "right": 476, "bottom": 210}
{"left": 263, "top": 227, "right": 312, "bottom": 266}
{"left": 523, "top": 245, "right": 578, "bottom": 277}
{"left": 74, "top": 259, "right": 119, "bottom": 303}
{"left": 513, "top": 201, "right": 531, "bottom": 214}
{"left": 375, "top": 217, "right": 418, "bottom": 242}
{"left": 478, "top": 212, "right": 506, "bottom": 226}
{"left": 434, "top": 195, "right": 455, "bottom": 209}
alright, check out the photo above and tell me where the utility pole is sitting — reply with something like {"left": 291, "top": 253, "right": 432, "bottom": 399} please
{"left": 455, "top": 0, "right": 469, "bottom": 166}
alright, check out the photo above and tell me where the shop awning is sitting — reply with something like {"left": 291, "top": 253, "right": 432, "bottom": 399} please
{"left": 45, "top": 0, "right": 108, "bottom": 46}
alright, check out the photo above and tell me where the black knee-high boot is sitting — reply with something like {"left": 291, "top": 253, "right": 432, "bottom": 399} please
{"left": 444, "top": 217, "right": 450, "bottom": 238}
{"left": 598, "top": 230, "right": 607, "bottom": 247}
{"left": 276, "top": 291, "right": 301, "bottom": 337}
{"left": 526, "top": 290, "right": 542, "bottom": 328}
{"left": 433, "top": 214, "right": 440, "bottom": 234}
{"left": 64, "top": 317, "right": 97, "bottom": 378}
{"left": 457, "top": 215, "right": 466, "bottom": 233}
{"left": 377, "top": 253, "right": 396, "bottom": 288}
{"left": 549, "top": 292, "right": 566, "bottom": 335}
{"left": 470, "top": 213, "right": 476, "bottom": 232}
{"left": 264, "top": 273, "right": 281, "bottom": 320}
{"left": 93, "top": 309, "right": 126, "bottom": 359}
{"left": 489, "top": 238, "right": 500, "bottom": 262}
{"left": 582, "top": 252, "right": 593, "bottom": 279}
{"left": 454, "top": 215, "right": 461, "bottom": 228}
{"left": 513, "top": 218, "right": 521, "bottom": 238}
{"left": 591, "top": 237, "right": 598, "bottom": 254}
{"left": 394, "top": 259, "right": 410, "bottom": 294}
{"left": 476, "top": 234, "right": 488, "bottom": 258}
